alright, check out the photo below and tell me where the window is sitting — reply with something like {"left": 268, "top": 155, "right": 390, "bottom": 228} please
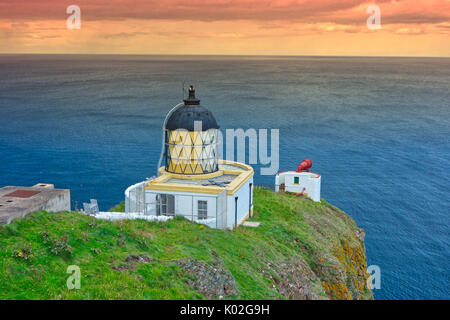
{"left": 294, "top": 177, "right": 300, "bottom": 184}
{"left": 198, "top": 200, "right": 208, "bottom": 220}
{"left": 159, "top": 194, "right": 175, "bottom": 216}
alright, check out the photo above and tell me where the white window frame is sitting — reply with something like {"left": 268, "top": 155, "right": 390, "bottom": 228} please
{"left": 197, "top": 200, "right": 208, "bottom": 220}
{"left": 159, "top": 194, "right": 175, "bottom": 216}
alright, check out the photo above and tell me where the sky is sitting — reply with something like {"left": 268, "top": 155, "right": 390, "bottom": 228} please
{"left": 0, "top": 0, "right": 449, "bottom": 56}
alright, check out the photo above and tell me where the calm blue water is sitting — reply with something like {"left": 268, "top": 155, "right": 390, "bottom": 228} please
{"left": 0, "top": 55, "right": 449, "bottom": 299}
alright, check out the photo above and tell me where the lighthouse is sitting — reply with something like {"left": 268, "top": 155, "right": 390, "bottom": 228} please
{"left": 124, "top": 86, "right": 254, "bottom": 230}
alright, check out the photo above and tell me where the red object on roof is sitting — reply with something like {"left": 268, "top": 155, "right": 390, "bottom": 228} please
{"left": 297, "top": 159, "right": 313, "bottom": 172}
{"left": 3, "top": 190, "right": 41, "bottom": 198}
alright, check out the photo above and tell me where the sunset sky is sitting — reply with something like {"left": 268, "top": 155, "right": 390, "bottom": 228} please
{"left": 0, "top": 0, "right": 449, "bottom": 56}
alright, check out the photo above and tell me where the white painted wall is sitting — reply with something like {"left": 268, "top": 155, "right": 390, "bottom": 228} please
{"left": 144, "top": 178, "right": 253, "bottom": 230}
{"left": 144, "top": 190, "right": 217, "bottom": 223}
{"left": 144, "top": 192, "right": 158, "bottom": 215}
{"left": 216, "top": 189, "right": 227, "bottom": 229}
{"left": 275, "top": 172, "right": 321, "bottom": 202}
{"left": 125, "top": 180, "right": 147, "bottom": 213}
{"left": 176, "top": 195, "right": 193, "bottom": 217}
{"left": 226, "top": 177, "right": 253, "bottom": 229}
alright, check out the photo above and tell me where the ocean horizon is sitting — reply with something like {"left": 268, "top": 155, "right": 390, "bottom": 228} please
{"left": 0, "top": 54, "right": 449, "bottom": 299}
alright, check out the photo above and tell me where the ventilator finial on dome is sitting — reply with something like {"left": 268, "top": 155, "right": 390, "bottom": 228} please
{"left": 184, "top": 85, "right": 200, "bottom": 106}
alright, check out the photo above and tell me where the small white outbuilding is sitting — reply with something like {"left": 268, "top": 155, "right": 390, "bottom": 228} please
{"left": 275, "top": 159, "right": 321, "bottom": 202}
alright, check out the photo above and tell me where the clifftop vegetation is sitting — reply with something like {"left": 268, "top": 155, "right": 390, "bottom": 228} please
{"left": 0, "top": 188, "right": 372, "bottom": 300}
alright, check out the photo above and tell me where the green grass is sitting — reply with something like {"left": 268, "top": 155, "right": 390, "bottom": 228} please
{"left": 0, "top": 188, "right": 372, "bottom": 300}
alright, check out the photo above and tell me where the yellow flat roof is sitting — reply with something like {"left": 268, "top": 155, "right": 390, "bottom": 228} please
{"left": 145, "top": 160, "right": 254, "bottom": 195}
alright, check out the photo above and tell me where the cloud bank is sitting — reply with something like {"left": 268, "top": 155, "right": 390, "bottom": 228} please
{"left": 0, "top": 0, "right": 449, "bottom": 56}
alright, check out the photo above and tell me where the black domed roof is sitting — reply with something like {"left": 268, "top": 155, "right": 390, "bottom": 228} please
{"left": 166, "top": 86, "right": 219, "bottom": 131}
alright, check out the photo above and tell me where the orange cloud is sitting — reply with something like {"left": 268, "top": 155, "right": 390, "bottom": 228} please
{"left": 1, "top": 0, "right": 448, "bottom": 23}
{"left": 0, "top": 0, "right": 449, "bottom": 56}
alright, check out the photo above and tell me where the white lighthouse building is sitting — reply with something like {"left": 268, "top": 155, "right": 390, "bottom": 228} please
{"left": 124, "top": 86, "right": 254, "bottom": 229}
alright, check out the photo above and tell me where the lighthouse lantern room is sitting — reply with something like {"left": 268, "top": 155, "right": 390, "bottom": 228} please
{"left": 165, "top": 86, "right": 220, "bottom": 175}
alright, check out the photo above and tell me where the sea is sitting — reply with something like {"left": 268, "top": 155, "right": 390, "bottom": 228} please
{"left": 0, "top": 55, "right": 448, "bottom": 300}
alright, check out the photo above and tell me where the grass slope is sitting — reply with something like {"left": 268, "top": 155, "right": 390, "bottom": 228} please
{"left": 0, "top": 188, "right": 372, "bottom": 300}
